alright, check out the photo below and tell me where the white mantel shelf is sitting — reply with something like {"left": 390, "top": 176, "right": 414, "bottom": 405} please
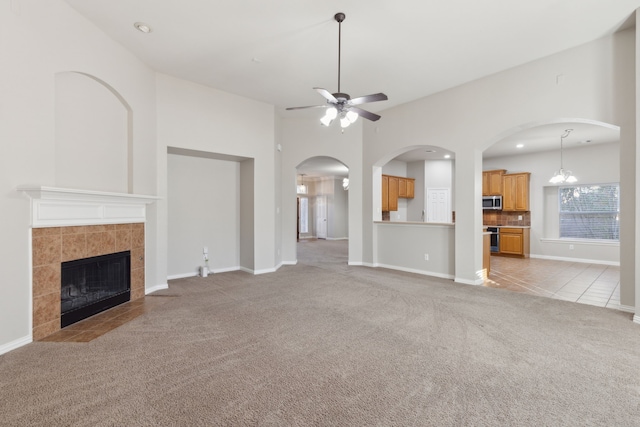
{"left": 18, "top": 186, "right": 159, "bottom": 228}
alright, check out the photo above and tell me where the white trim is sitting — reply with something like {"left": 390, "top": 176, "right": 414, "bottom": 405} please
{"left": 615, "top": 305, "right": 633, "bottom": 314}
{"left": 146, "top": 283, "right": 169, "bottom": 294}
{"left": 530, "top": 253, "right": 619, "bottom": 266}
{"left": 167, "top": 272, "right": 198, "bottom": 280}
{"left": 212, "top": 266, "right": 241, "bottom": 274}
{"left": 18, "top": 186, "right": 158, "bottom": 227}
{"left": 455, "top": 277, "right": 485, "bottom": 286}
{"left": 633, "top": 314, "right": 640, "bottom": 324}
{"left": 326, "top": 237, "right": 348, "bottom": 241}
{"left": 539, "top": 238, "right": 619, "bottom": 247}
{"left": 282, "top": 260, "right": 298, "bottom": 266}
{"left": 253, "top": 267, "right": 278, "bottom": 275}
{"left": 349, "top": 261, "right": 367, "bottom": 266}
{"left": 0, "top": 335, "right": 32, "bottom": 356}
{"left": 375, "top": 263, "right": 454, "bottom": 281}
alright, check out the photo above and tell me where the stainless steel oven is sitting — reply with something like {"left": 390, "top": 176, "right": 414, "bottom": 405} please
{"left": 487, "top": 227, "right": 499, "bottom": 253}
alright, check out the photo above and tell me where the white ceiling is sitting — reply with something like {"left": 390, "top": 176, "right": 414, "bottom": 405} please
{"left": 63, "top": 0, "right": 636, "bottom": 166}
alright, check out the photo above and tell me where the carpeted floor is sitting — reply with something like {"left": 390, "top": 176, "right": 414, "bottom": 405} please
{"left": 1, "top": 240, "right": 639, "bottom": 426}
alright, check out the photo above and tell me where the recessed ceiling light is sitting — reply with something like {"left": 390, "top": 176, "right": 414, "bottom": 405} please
{"left": 134, "top": 22, "right": 152, "bottom": 33}
{"left": 516, "top": 144, "right": 524, "bottom": 148}
{"left": 444, "top": 154, "right": 451, "bottom": 159}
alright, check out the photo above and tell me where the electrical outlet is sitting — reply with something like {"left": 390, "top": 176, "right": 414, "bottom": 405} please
{"left": 569, "top": 245, "right": 574, "bottom": 250}
{"left": 518, "top": 215, "right": 522, "bottom": 220}
{"left": 424, "top": 254, "right": 429, "bottom": 261}
{"left": 203, "top": 246, "right": 208, "bottom": 254}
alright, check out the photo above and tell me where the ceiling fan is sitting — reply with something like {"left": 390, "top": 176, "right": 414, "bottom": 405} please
{"left": 286, "top": 12, "right": 388, "bottom": 128}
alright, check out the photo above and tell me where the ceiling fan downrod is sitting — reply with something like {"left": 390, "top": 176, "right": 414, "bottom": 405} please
{"left": 335, "top": 12, "right": 345, "bottom": 94}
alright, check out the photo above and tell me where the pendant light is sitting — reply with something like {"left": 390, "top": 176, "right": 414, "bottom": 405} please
{"left": 549, "top": 129, "right": 577, "bottom": 184}
{"left": 297, "top": 174, "right": 308, "bottom": 194}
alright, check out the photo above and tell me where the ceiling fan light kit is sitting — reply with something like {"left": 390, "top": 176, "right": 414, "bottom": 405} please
{"left": 286, "top": 12, "right": 388, "bottom": 129}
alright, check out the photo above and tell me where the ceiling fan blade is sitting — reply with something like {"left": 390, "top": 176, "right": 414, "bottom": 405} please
{"left": 349, "top": 93, "right": 388, "bottom": 105}
{"left": 349, "top": 106, "right": 381, "bottom": 122}
{"left": 285, "top": 105, "right": 327, "bottom": 111}
{"left": 313, "top": 87, "right": 338, "bottom": 103}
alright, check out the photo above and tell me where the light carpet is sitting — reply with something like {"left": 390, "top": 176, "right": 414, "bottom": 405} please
{"left": 1, "top": 240, "right": 639, "bottom": 426}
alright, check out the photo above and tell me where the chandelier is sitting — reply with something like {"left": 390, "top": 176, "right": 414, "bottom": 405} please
{"left": 549, "top": 129, "right": 577, "bottom": 184}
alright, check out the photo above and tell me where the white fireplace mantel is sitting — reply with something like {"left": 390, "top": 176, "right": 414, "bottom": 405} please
{"left": 18, "top": 186, "right": 159, "bottom": 228}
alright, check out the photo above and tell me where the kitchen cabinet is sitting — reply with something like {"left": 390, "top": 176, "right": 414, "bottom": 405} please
{"left": 388, "top": 176, "right": 399, "bottom": 211}
{"left": 498, "top": 227, "right": 530, "bottom": 258}
{"left": 502, "top": 172, "right": 530, "bottom": 211}
{"left": 482, "top": 169, "right": 506, "bottom": 196}
{"left": 398, "top": 177, "right": 415, "bottom": 198}
{"left": 382, "top": 175, "right": 389, "bottom": 211}
{"left": 382, "top": 175, "right": 415, "bottom": 211}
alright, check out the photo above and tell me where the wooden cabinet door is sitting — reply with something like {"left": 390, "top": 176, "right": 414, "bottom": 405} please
{"left": 502, "top": 174, "right": 516, "bottom": 211}
{"left": 382, "top": 175, "right": 389, "bottom": 211}
{"left": 406, "top": 179, "right": 415, "bottom": 198}
{"left": 515, "top": 173, "right": 529, "bottom": 211}
{"left": 388, "top": 176, "right": 399, "bottom": 211}
{"left": 489, "top": 171, "right": 503, "bottom": 195}
{"left": 502, "top": 173, "right": 529, "bottom": 211}
{"left": 482, "top": 172, "right": 489, "bottom": 196}
{"left": 398, "top": 178, "right": 407, "bottom": 198}
{"left": 500, "top": 233, "right": 523, "bottom": 255}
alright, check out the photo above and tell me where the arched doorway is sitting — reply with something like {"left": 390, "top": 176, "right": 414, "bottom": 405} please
{"left": 296, "top": 156, "right": 349, "bottom": 265}
{"left": 481, "top": 119, "right": 624, "bottom": 310}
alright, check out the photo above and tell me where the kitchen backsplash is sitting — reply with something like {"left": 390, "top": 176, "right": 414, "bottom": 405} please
{"left": 483, "top": 210, "right": 530, "bottom": 226}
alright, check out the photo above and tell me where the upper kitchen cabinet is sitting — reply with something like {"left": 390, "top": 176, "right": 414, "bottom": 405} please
{"left": 382, "top": 175, "right": 415, "bottom": 211}
{"left": 482, "top": 169, "right": 506, "bottom": 196}
{"left": 398, "top": 177, "right": 415, "bottom": 198}
{"left": 502, "top": 172, "right": 530, "bottom": 211}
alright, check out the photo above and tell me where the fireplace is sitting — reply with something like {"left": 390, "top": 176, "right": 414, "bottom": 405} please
{"left": 61, "top": 251, "right": 131, "bottom": 328}
{"left": 19, "top": 186, "right": 157, "bottom": 340}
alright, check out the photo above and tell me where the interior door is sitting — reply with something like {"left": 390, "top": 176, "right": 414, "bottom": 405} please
{"left": 315, "top": 195, "right": 327, "bottom": 239}
{"left": 426, "top": 188, "right": 451, "bottom": 223}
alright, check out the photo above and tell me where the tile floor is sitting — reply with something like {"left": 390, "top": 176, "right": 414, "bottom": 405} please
{"left": 39, "top": 295, "right": 172, "bottom": 343}
{"left": 485, "top": 255, "right": 622, "bottom": 310}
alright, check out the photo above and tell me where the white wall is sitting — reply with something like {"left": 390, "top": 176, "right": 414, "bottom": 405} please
{"left": 280, "top": 118, "right": 363, "bottom": 264}
{"left": 0, "top": 0, "right": 157, "bottom": 353}
{"left": 363, "top": 28, "right": 635, "bottom": 290}
{"left": 330, "top": 178, "right": 349, "bottom": 239}
{"left": 484, "top": 142, "right": 620, "bottom": 263}
{"left": 167, "top": 153, "right": 240, "bottom": 277}
{"left": 155, "top": 74, "right": 276, "bottom": 274}
{"left": 55, "top": 72, "right": 129, "bottom": 193}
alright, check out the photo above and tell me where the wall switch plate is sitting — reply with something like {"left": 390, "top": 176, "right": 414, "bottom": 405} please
{"left": 203, "top": 247, "right": 208, "bottom": 254}
{"left": 424, "top": 254, "right": 429, "bottom": 261}
{"left": 569, "top": 245, "right": 574, "bottom": 250}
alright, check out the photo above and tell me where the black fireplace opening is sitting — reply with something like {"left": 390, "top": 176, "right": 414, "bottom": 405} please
{"left": 61, "top": 251, "right": 131, "bottom": 328}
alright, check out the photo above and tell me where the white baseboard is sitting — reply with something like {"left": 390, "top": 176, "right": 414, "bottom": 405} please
{"left": 455, "top": 277, "right": 485, "bottom": 286}
{"left": 529, "top": 254, "right": 619, "bottom": 266}
{"left": 634, "top": 314, "right": 640, "bottom": 324}
{"left": 282, "top": 260, "right": 297, "bottom": 266}
{"left": 211, "top": 266, "right": 240, "bottom": 274}
{"left": 348, "top": 261, "right": 366, "bottom": 266}
{"left": 167, "top": 272, "right": 198, "bottom": 280}
{"left": 0, "top": 335, "right": 32, "bottom": 356}
{"left": 374, "top": 263, "right": 454, "bottom": 281}
{"left": 146, "top": 283, "right": 169, "bottom": 294}
{"left": 326, "top": 237, "right": 348, "bottom": 241}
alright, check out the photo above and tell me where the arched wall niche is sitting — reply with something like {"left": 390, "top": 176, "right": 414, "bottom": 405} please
{"left": 54, "top": 71, "right": 133, "bottom": 193}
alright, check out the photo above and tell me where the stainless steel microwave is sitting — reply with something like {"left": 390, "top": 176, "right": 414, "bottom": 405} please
{"left": 482, "top": 195, "right": 502, "bottom": 210}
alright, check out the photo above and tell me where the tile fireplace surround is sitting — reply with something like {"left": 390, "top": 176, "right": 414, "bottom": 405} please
{"left": 19, "top": 186, "right": 157, "bottom": 341}
{"left": 32, "top": 223, "right": 145, "bottom": 340}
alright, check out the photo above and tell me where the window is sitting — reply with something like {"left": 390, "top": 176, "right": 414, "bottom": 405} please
{"left": 558, "top": 184, "right": 619, "bottom": 241}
